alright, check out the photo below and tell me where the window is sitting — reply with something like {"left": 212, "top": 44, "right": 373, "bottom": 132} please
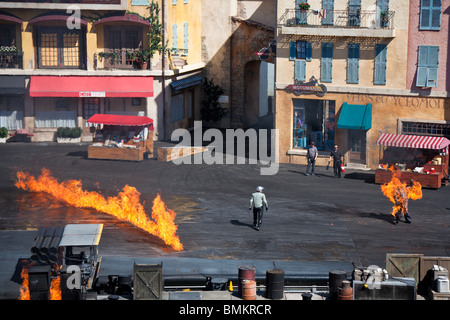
{"left": 289, "top": 41, "right": 312, "bottom": 61}
{"left": 36, "top": 27, "right": 85, "bottom": 69}
{"left": 103, "top": 26, "right": 142, "bottom": 69}
{"left": 0, "top": 25, "right": 15, "bottom": 46}
{"left": 349, "top": 0, "right": 361, "bottom": 27}
{"left": 420, "top": 0, "right": 441, "bottom": 30}
{"left": 293, "top": 99, "right": 335, "bottom": 150}
{"left": 172, "top": 24, "right": 177, "bottom": 53}
{"left": 321, "top": 42, "right": 333, "bottom": 83}
{"left": 347, "top": 43, "right": 360, "bottom": 84}
{"left": 374, "top": 44, "right": 387, "bottom": 85}
{"left": 402, "top": 121, "right": 450, "bottom": 138}
{"left": 183, "top": 22, "right": 189, "bottom": 55}
{"left": 416, "top": 45, "right": 439, "bottom": 87}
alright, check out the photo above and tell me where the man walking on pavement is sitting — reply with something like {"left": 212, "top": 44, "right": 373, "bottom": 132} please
{"left": 249, "top": 186, "right": 269, "bottom": 231}
{"left": 329, "top": 145, "right": 344, "bottom": 178}
{"left": 306, "top": 142, "right": 318, "bottom": 176}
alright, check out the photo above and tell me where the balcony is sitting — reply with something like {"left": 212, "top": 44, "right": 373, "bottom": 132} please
{"left": 0, "top": 48, "right": 23, "bottom": 69}
{"left": 278, "top": 9, "right": 395, "bottom": 38}
{"left": 94, "top": 49, "right": 148, "bottom": 71}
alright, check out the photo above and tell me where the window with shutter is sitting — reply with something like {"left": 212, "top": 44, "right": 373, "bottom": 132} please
{"left": 416, "top": 45, "right": 439, "bottom": 87}
{"left": 322, "top": 0, "right": 334, "bottom": 26}
{"left": 183, "top": 22, "right": 189, "bottom": 55}
{"left": 321, "top": 42, "right": 333, "bottom": 83}
{"left": 347, "top": 43, "right": 360, "bottom": 84}
{"left": 374, "top": 44, "right": 387, "bottom": 85}
{"left": 172, "top": 24, "right": 178, "bottom": 53}
{"left": 420, "top": 0, "right": 441, "bottom": 30}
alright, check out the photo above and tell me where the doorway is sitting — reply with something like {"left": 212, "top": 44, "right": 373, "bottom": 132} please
{"left": 348, "top": 129, "right": 366, "bottom": 164}
{"left": 83, "top": 98, "right": 100, "bottom": 136}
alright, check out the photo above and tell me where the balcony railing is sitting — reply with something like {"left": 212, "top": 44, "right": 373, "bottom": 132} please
{"left": 95, "top": 48, "right": 140, "bottom": 70}
{"left": 278, "top": 9, "right": 395, "bottom": 30}
{"left": 0, "top": 51, "right": 23, "bottom": 69}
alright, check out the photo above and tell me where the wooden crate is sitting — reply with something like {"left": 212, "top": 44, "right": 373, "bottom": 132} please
{"left": 157, "top": 146, "right": 206, "bottom": 162}
{"left": 88, "top": 145, "right": 145, "bottom": 161}
{"left": 428, "top": 288, "right": 450, "bottom": 300}
{"left": 375, "top": 169, "right": 443, "bottom": 189}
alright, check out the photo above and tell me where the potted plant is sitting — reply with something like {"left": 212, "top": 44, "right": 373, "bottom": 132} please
{"left": 298, "top": 2, "right": 310, "bottom": 11}
{"left": 56, "top": 127, "right": 82, "bottom": 143}
{"left": 0, "top": 127, "right": 8, "bottom": 143}
{"left": 134, "top": 48, "right": 151, "bottom": 70}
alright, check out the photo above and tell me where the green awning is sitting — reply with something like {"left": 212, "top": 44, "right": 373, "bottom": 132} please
{"left": 337, "top": 102, "right": 372, "bottom": 130}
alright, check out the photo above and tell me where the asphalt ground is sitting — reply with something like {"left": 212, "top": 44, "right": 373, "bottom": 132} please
{"left": 0, "top": 142, "right": 449, "bottom": 300}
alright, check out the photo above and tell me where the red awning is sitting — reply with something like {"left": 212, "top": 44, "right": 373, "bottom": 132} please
{"left": 376, "top": 133, "right": 450, "bottom": 150}
{"left": 93, "top": 13, "right": 150, "bottom": 26}
{"left": 29, "top": 76, "right": 153, "bottom": 98}
{"left": 28, "top": 14, "right": 88, "bottom": 26}
{"left": 88, "top": 114, "right": 154, "bottom": 129}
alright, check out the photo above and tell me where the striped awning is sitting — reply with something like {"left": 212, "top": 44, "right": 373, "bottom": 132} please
{"left": 376, "top": 133, "right": 450, "bottom": 150}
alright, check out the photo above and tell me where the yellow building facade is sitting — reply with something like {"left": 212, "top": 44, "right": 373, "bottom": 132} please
{"left": 0, "top": 0, "right": 204, "bottom": 142}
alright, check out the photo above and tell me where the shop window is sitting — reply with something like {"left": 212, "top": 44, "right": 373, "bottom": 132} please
{"left": 402, "top": 121, "right": 450, "bottom": 138}
{"left": 83, "top": 98, "right": 99, "bottom": 127}
{"left": 36, "top": 27, "right": 85, "bottom": 69}
{"left": 420, "top": 0, "right": 441, "bottom": 31}
{"left": 416, "top": 45, "right": 439, "bottom": 88}
{"left": 293, "top": 99, "right": 335, "bottom": 151}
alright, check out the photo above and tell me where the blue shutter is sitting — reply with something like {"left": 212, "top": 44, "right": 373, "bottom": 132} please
{"left": 347, "top": 43, "right": 360, "bottom": 84}
{"left": 321, "top": 42, "right": 333, "bottom": 83}
{"left": 322, "top": 0, "right": 334, "bottom": 25}
{"left": 349, "top": 0, "right": 361, "bottom": 26}
{"left": 306, "top": 42, "right": 312, "bottom": 62}
{"left": 183, "top": 22, "right": 189, "bottom": 54}
{"left": 374, "top": 44, "right": 387, "bottom": 85}
{"left": 420, "top": 0, "right": 441, "bottom": 30}
{"left": 184, "top": 0, "right": 188, "bottom": 3}
{"left": 289, "top": 41, "right": 296, "bottom": 61}
{"left": 172, "top": 24, "right": 177, "bottom": 51}
{"left": 416, "top": 45, "right": 439, "bottom": 87}
{"left": 295, "top": 60, "right": 306, "bottom": 82}
{"left": 172, "top": 0, "right": 177, "bottom": 5}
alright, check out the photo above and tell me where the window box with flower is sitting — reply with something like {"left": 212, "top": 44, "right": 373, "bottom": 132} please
{"left": 298, "top": 2, "right": 310, "bottom": 12}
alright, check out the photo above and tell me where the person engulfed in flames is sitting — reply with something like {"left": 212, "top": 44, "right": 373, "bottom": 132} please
{"left": 381, "top": 174, "right": 422, "bottom": 225}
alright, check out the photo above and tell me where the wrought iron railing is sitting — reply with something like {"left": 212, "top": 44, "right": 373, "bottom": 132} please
{"left": 278, "top": 9, "right": 395, "bottom": 30}
{"left": 95, "top": 48, "right": 140, "bottom": 70}
{"left": 0, "top": 51, "right": 23, "bottom": 69}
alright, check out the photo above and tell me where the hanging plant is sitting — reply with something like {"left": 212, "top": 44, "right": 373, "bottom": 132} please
{"left": 298, "top": 2, "right": 310, "bottom": 11}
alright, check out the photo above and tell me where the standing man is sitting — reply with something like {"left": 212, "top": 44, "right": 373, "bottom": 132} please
{"left": 249, "top": 186, "right": 269, "bottom": 231}
{"left": 306, "top": 142, "right": 318, "bottom": 176}
{"left": 393, "top": 180, "right": 415, "bottom": 224}
{"left": 329, "top": 145, "right": 343, "bottom": 178}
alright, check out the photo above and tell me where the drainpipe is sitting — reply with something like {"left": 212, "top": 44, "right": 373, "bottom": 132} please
{"left": 162, "top": 0, "right": 166, "bottom": 140}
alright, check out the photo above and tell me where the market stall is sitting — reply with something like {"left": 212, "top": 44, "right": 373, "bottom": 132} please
{"left": 375, "top": 133, "right": 450, "bottom": 189}
{"left": 87, "top": 114, "right": 154, "bottom": 161}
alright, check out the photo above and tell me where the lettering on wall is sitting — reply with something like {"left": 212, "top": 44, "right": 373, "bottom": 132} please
{"left": 346, "top": 94, "right": 450, "bottom": 110}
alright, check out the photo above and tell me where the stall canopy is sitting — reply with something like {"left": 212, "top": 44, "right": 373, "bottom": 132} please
{"left": 337, "top": 103, "right": 372, "bottom": 130}
{"left": 29, "top": 76, "right": 153, "bottom": 98}
{"left": 88, "top": 114, "right": 154, "bottom": 130}
{"left": 376, "top": 133, "right": 450, "bottom": 150}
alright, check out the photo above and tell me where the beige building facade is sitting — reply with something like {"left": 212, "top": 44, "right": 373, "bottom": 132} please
{"left": 274, "top": 0, "right": 450, "bottom": 170}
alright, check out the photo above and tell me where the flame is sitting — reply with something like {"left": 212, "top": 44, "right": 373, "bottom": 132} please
{"left": 380, "top": 169, "right": 422, "bottom": 217}
{"left": 15, "top": 168, "right": 183, "bottom": 251}
{"left": 18, "top": 266, "right": 30, "bottom": 300}
{"left": 49, "top": 277, "right": 62, "bottom": 300}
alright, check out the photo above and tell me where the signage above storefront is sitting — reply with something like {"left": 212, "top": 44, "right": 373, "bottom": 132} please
{"left": 79, "top": 91, "right": 106, "bottom": 98}
{"left": 284, "top": 77, "right": 327, "bottom": 97}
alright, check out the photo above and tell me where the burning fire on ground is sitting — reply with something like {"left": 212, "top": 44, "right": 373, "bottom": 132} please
{"left": 15, "top": 168, "right": 183, "bottom": 251}
{"left": 380, "top": 169, "right": 423, "bottom": 217}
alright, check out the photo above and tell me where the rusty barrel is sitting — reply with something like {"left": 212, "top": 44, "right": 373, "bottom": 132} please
{"left": 328, "top": 270, "right": 347, "bottom": 300}
{"left": 238, "top": 265, "right": 256, "bottom": 297}
{"left": 265, "top": 269, "right": 284, "bottom": 299}
{"left": 338, "top": 280, "right": 353, "bottom": 300}
{"left": 242, "top": 279, "right": 256, "bottom": 300}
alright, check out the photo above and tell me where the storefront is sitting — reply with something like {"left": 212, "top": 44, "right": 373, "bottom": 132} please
{"left": 0, "top": 76, "right": 26, "bottom": 135}
{"left": 375, "top": 133, "right": 450, "bottom": 188}
{"left": 28, "top": 75, "right": 154, "bottom": 142}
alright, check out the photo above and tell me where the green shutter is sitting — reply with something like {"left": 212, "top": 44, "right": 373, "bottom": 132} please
{"left": 184, "top": 22, "right": 189, "bottom": 53}
{"left": 374, "top": 44, "right": 387, "bottom": 85}
{"left": 172, "top": 24, "right": 177, "bottom": 50}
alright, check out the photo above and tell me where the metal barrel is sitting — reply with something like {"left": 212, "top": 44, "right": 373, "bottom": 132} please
{"left": 238, "top": 265, "right": 256, "bottom": 297}
{"left": 39, "top": 227, "right": 55, "bottom": 254}
{"left": 328, "top": 270, "right": 348, "bottom": 300}
{"left": 265, "top": 269, "right": 284, "bottom": 299}
{"left": 338, "top": 280, "right": 353, "bottom": 300}
{"left": 242, "top": 279, "right": 256, "bottom": 300}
